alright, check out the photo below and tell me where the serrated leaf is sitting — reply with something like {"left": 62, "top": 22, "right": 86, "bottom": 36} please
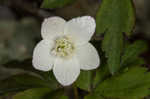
{"left": 41, "top": 0, "right": 75, "bottom": 9}
{"left": 91, "top": 66, "right": 150, "bottom": 99}
{"left": 102, "top": 31, "right": 123, "bottom": 74}
{"left": 0, "top": 74, "right": 49, "bottom": 95}
{"left": 13, "top": 88, "right": 52, "bottom": 99}
{"left": 121, "top": 40, "right": 147, "bottom": 67}
{"left": 96, "top": 0, "right": 135, "bottom": 74}
{"left": 76, "top": 71, "right": 93, "bottom": 92}
{"left": 96, "top": 0, "right": 135, "bottom": 36}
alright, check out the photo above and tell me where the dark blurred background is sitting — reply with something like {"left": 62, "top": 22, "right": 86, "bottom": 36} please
{"left": 0, "top": 0, "right": 150, "bottom": 98}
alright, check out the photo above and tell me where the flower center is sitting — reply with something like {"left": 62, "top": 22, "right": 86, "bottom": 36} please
{"left": 52, "top": 36, "right": 75, "bottom": 58}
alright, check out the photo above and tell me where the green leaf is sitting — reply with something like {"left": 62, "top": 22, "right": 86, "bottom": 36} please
{"left": 4, "top": 59, "right": 35, "bottom": 71}
{"left": 102, "top": 31, "right": 123, "bottom": 74}
{"left": 122, "top": 58, "right": 145, "bottom": 69}
{"left": 60, "top": 95, "right": 68, "bottom": 99}
{"left": 4, "top": 60, "right": 60, "bottom": 90}
{"left": 44, "top": 89, "right": 68, "bottom": 99}
{"left": 13, "top": 88, "right": 52, "bottom": 99}
{"left": 76, "top": 70, "right": 93, "bottom": 91}
{"left": 121, "top": 40, "right": 147, "bottom": 67}
{"left": 84, "top": 94, "right": 104, "bottom": 99}
{"left": 93, "top": 64, "right": 110, "bottom": 88}
{"left": 38, "top": 71, "right": 60, "bottom": 90}
{"left": 91, "top": 66, "right": 150, "bottom": 99}
{"left": 0, "top": 74, "right": 49, "bottom": 95}
{"left": 96, "top": 0, "right": 135, "bottom": 74}
{"left": 41, "top": 0, "right": 75, "bottom": 9}
{"left": 96, "top": 0, "right": 135, "bottom": 36}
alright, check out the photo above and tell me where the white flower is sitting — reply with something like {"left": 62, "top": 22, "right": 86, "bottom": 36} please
{"left": 32, "top": 16, "right": 100, "bottom": 86}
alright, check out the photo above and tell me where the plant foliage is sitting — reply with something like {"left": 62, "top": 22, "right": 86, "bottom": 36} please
{"left": 0, "top": 0, "right": 150, "bottom": 99}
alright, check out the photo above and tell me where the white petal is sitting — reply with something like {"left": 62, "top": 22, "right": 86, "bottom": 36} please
{"left": 76, "top": 43, "right": 100, "bottom": 70}
{"left": 53, "top": 57, "right": 80, "bottom": 86}
{"left": 64, "top": 16, "right": 96, "bottom": 45}
{"left": 32, "top": 40, "right": 55, "bottom": 71}
{"left": 41, "top": 16, "right": 66, "bottom": 40}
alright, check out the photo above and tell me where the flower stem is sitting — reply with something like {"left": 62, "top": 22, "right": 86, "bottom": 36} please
{"left": 73, "top": 84, "right": 79, "bottom": 99}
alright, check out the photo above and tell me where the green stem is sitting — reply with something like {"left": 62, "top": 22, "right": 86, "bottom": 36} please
{"left": 73, "top": 84, "right": 79, "bottom": 99}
